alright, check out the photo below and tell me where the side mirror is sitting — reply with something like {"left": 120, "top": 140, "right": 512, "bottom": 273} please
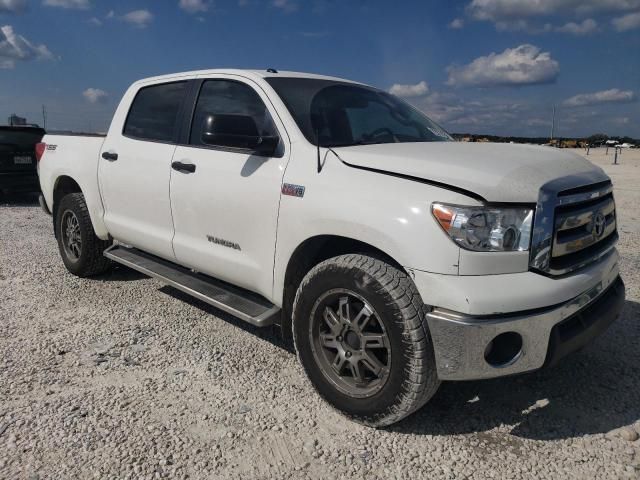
{"left": 201, "top": 114, "right": 279, "bottom": 156}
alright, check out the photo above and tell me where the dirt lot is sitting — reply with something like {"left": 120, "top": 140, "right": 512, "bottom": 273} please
{"left": 1, "top": 147, "right": 639, "bottom": 480}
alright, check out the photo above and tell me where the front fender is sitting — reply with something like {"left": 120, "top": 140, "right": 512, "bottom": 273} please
{"left": 273, "top": 152, "right": 478, "bottom": 305}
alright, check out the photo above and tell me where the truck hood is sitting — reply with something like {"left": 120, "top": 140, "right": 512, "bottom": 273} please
{"left": 333, "top": 142, "right": 606, "bottom": 203}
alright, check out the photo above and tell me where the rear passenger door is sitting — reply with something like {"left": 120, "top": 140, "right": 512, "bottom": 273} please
{"left": 169, "top": 76, "right": 290, "bottom": 300}
{"left": 99, "top": 81, "right": 189, "bottom": 261}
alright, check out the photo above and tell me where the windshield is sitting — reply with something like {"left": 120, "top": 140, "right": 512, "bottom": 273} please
{"left": 266, "top": 77, "right": 451, "bottom": 147}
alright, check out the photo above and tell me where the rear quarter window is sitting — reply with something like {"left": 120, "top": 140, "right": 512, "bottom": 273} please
{"left": 123, "top": 82, "right": 188, "bottom": 143}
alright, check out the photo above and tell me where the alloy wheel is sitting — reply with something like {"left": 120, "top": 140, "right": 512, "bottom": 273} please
{"left": 61, "top": 210, "right": 82, "bottom": 261}
{"left": 309, "top": 289, "right": 391, "bottom": 398}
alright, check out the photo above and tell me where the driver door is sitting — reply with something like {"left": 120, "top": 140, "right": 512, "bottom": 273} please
{"left": 169, "top": 76, "right": 290, "bottom": 300}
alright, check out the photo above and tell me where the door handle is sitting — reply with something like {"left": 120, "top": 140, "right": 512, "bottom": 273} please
{"left": 171, "top": 161, "right": 196, "bottom": 173}
{"left": 101, "top": 152, "right": 118, "bottom": 161}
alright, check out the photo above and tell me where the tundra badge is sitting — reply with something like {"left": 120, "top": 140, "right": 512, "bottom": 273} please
{"left": 207, "top": 235, "right": 241, "bottom": 251}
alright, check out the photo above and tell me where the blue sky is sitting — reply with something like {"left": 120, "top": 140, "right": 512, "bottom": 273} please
{"left": 1, "top": 0, "right": 639, "bottom": 137}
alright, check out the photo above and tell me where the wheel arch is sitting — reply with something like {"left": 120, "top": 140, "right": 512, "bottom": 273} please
{"left": 52, "top": 176, "right": 82, "bottom": 236}
{"left": 51, "top": 175, "right": 108, "bottom": 240}
{"left": 276, "top": 234, "right": 409, "bottom": 342}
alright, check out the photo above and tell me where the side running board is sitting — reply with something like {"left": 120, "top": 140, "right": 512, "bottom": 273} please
{"left": 104, "top": 245, "right": 280, "bottom": 327}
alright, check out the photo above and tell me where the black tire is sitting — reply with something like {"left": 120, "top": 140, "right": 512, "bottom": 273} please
{"left": 55, "top": 192, "right": 112, "bottom": 277}
{"left": 292, "top": 254, "right": 440, "bottom": 427}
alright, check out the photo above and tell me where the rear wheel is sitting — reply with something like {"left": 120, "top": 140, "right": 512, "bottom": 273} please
{"left": 55, "top": 192, "right": 112, "bottom": 277}
{"left": 293, "top": 254, "right": 440, "bottom": 427}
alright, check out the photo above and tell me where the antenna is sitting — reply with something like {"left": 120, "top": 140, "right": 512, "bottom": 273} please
{"left": 550, "top": 105, "right": 556, "bottom": 141}
{"left": 42, "top": 105, "right": 47, "bottom": 129}
{"left": 316, "top": 127, "right": 322, "bottom": 173}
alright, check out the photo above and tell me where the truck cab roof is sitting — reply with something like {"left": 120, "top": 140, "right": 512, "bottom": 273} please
{"left": 132, "top": 68, "right": 363, "bottom": 87}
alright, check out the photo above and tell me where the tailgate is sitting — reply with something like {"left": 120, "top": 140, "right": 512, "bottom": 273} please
{"left": 0, "top": 128, "right": 44, "bottom": 174}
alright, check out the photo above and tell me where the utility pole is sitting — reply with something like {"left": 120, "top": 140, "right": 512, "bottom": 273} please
{"left": 42, "top": 105, "right": 47, "bottom": 129}
{"left": 550, "top": 105, "right": 556, "bottom": 144}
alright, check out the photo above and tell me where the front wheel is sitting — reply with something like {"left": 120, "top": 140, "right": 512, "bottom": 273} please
{"left": 292, "top": 254, "right": 440, "bottom": 427}
{"left": 55, "top": 192, "right": 112, "bottom": 277}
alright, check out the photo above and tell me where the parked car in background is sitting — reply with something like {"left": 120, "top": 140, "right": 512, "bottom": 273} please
{"left": 0, "top": 125, "right": 46, "bottom": 194}
{"left": 36, "top": 69, "right": 624, "bottom": 427}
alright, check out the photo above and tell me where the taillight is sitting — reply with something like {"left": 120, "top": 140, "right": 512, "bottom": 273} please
{"left": 35, "top": 142, "right": 46, "bottom": 162}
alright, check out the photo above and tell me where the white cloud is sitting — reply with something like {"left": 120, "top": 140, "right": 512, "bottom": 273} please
{"left": 612, "top": 11, "right": 640, "bottom": 31}
{"left": 273, "top": 0, "right": 297, "bottom": 12}
{"left": 467, "top": 0, "right": 640, "bottom": 22}
{"left": 402, "top": 88, "right": 639, "bottom": 137}
{"left": 446, "top": 102, "right": 526, "bottom": 127}
{"left": 491, "top": 19, "right": 557, "bottom": 33}
{"left": 555, "top": 18, "right": 598, "bottom": 35}
{"left": 487, "top": 17, "right": 597, "bottom": 35}
{"left": 88, "top": 16, "right": 101, "bottom": 26}
{"left": 389, "top": 81, "right": 429, "bottom": 98}
{"left": 0, "top": 24, "right": 54, "bottom": 69}
{"left": 0, "top": 0, "right": 27, "bottom": 13}
{"left": 43, "top": 0, "right": 90, "bottom": 9}
{"left": 409, "top": 91, "right": 530, "bottom": 131}
{"left": 83, "top": 88, "right": 108, "bottom": 104}
{"left": 122, "top": 9, "right": 153, "bottom": 28}
{"left": 446, "top": 44, "right": 559, "bottom": 87}
{"left": 179, "top": 0, "right": 209, "bottom": 14}
{"left": 563, "top": 88, "right": 636, "bottom": 107}
{"left": 612, "top": 116, "right": 630, "bottom": 125}
{"left": 106, "top": 10, "right": 114, "bottom": 18}
{"left": 415, "top": 92, "right": 467, "bottom": 124}
{"left": 467, "top": 0, "right": 640, "bottom": 33}
{"left": 449, "top": 18, "right": 464, "bottom": 29}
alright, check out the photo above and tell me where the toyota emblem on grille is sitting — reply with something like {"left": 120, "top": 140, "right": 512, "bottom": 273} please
{"left": 592, "top": 212, "right": 606, "bottom": 238}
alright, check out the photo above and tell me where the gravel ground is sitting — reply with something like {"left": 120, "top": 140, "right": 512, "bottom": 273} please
{"left": 1, "top": 148, "right": 639, "bottom": 480}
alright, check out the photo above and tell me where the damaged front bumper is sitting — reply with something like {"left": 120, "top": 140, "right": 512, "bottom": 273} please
{"left": 423, "top": 265, "right": 625, "bottom": 381}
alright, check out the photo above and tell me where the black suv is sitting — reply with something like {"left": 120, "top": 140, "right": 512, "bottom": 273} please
{"left": 0, "top": 126, "right": 46, "bottom": 193}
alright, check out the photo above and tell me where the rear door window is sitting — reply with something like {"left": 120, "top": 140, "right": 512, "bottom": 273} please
{"left": 123, "top": 82, "right": 188, "bottom": 142}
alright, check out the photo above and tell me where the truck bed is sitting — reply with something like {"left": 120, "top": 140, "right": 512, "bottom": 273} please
{"left": 38, "top": 133, "right": 109, "bottom": 238}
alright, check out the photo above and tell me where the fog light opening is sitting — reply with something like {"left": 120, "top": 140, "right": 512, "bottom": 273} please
{"left": 484, "top": 332, "right": 523, "bottom": 368}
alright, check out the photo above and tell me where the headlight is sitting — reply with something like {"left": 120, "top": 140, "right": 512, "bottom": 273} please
{"left": 432, "top": 203, "right": 533, "bottom": 252}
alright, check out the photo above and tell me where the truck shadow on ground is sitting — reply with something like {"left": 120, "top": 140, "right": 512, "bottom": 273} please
{"left": 161, "top": 284, "right": 639, "bottom": 442}
{"left": 159, "top": 286, "right": 295, "bottom": 354}
{"left": 94, "top": 264, "right": 149, "bottom": 282}
{"left": 0, "top": 191, "right": 39, "bottom": 207}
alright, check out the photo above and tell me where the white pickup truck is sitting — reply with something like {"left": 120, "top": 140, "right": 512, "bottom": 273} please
{"left": 37, "top": 69, "right": 625, "bottom": 427}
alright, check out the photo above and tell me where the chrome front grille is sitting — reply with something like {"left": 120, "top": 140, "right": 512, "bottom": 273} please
{"left": 553, "top": 195, "right": 616, "bottom": 257}
{"left": 530, "top": 174, "right": 618, "bottom": 276}
{"left": 549, "top": 190, "right": 617, "bottom": 274}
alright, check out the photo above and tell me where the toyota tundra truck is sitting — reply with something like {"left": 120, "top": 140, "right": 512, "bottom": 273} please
{"left": 36, "top": 69, "right": 625, "bottom": 427}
